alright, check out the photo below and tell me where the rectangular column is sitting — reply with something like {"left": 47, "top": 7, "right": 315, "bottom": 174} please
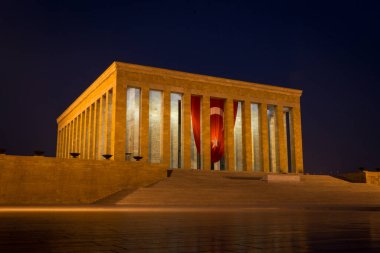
{"left": 71, "top": 122, "right": 74, "bottom": 155}
{"left": 107, "top": 88, "right": 114, "bottom": 160}
{"left": 182, "top": 93, "right": 191, "bottom": 169}
{"left": 201, "top": 95, "right": 210, "bottom": 170}
{"left": 94, "top": 99, "right": 100, "bottom": 160}
{"left": 276, "top": 105, "right": 288, "bottom": 173}
{"left": 56, "top": 129, "right": 61, "bottom": 158}
{"left": 85, "top": 107, "right": 90, "bottom": 159}
{"left": 97, "top": 97, "right": 104, "bottom": 160}
{"left": 70, "top": 121, "right": 74, "bottom": 155}
{"left": 76, "top": 116, "right": 79, "bottom": 157}
{"left": 63, "top": 126, "right": 67, "bottom": 158}
{"left": 243, "top": 101, "right": 253, "bottom": 171}
{"left": 80, "top": 112, "right": 84, "bottom": 158}
{"left": 113, "top": 80, "right": 126, "bottom": 161}
{"left": 106, "top": 90, "right": 113, "bottom": 156}
{"left": 162, "top": 90, "right": 171, "bottom": 167}
{"left": 259, "top": 103, "right": 270, "bottom": 172}
{"left": 225, "top": 98, "right": 235, "bottom": 171}
{"left": 104, "top": 93, "right": 109, "bottom": 157}
{"left": 291, "top": 106, "right": 304, "bottom": 173}
{"left": 66, "top": 125, "right": 70, "bottom": 158}
{"left": 89, "top": 104, "right": 95, "bottom": 159}
{"left": 73, "top": 118, "right": 77, "bottom": 153}
{"left": 140, "top": 87, "right": 149, "bottom": 161}
{"left": 67, "top": 123, "right": 71, "bottom": 157}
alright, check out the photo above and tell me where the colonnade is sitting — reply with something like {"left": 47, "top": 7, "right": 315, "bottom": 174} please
{"left": 118, "top": 86, "right": 303, "bottom": 173}
{"left": 57, "top": 85, "right": 303, "bottom": 173}
{"left": 57, "top": 88, "right": 114, "bottom": 160}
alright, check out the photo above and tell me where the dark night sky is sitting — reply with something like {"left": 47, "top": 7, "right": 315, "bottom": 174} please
{"left": 1, "top": 0, "right": 379, "bottom": 173}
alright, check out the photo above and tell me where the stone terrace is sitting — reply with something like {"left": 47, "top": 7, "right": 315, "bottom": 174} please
{"left": 113, "top": 169, "right": 380, "bottom": 209}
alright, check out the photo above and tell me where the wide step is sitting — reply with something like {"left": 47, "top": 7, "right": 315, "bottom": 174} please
{"left": 111, "top": 170, "right": 380, "bottom": 207}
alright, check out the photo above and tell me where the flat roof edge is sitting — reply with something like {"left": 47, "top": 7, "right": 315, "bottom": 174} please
{"left": 56, "top": 62, "right": 117, "bottom": 123}
{"left": 57, "top": 61, "right": 303, "bottom": 124}
{"left": 115, "top": 61, "right": 303, "bottom": 96}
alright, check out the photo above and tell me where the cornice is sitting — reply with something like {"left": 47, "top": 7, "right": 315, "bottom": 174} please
{"left": 115, "top": 61, "right": 303, "bottom": 96}
{"left": 57, "top": 62, "right": 116, "bottom": 123}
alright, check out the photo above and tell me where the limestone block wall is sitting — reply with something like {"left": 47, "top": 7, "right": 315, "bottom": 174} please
{"left": 365, "top": 171, "right": 380, "bottom": 186}
{"left": 0, "top": 155, "right": 166, "bottom": 204}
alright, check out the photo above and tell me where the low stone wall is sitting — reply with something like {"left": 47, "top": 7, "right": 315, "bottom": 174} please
{"left": 339, "top": 172, "right": 366, "bottom": 183}
{"left": 365, "top": 171, "right": 380, "bottom": 186}
{"left": 0, "top": 155, "right": 167, "bottom": 204}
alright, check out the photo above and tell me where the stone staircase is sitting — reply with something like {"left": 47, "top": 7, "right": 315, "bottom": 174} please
{"left": 109, "top": 169, "right": 380, "bottom": 208}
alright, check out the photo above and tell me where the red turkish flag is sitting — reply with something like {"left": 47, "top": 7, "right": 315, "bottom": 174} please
{"left": 210, "top": 98, "right": 225, "bottom": 163}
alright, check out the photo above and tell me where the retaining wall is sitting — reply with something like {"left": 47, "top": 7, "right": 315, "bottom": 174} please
{"left": 0, "top": 155, "right": 167, "bottom": 204}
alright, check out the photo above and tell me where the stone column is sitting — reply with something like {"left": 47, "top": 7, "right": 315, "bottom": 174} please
{"left": 78, "top": 113, "right": 83, "bottom": 158}
{"left": 67, "top": 124, "right": 70, "bottom": 157}
{"left": 58, "top": 128, "right": 62, "bottom": 158}
{"left": 81, "top": 110, "right": 86, "bottom": 159}
{"left": 70, "top": 121, "right": 75, "bottom": 156}
{"left": 91, "top": 103, "right": 97, "bottom": 159}
{"left": 63, "top": 125, "right": 67, "bottom": 158}
{"left": 291, "top": 106, "right": 304, "bottom": 173}
{"left": 68, "top": 123, "right": 72, "bottom": 157}
{"left": 76, "top": 117, "right": 80, "bottom": 154}
{"left": 225, "top": 98, "right": 235, "bottom": 171}
{"left": 162, "top": 90, "right": 171, "bottom": 167}
{"left": 243, "top": 101, "right": 253, "bottom": 171}
{"left": 107, "top": 89, "right": 114, "bottom": 160}
{"left": 86, "top": 107, "right": 91, "bottom": 159}
{"left": 70, "top": 121, "right": 74, "bottom": 155}
{"left": 103, "top": 93, "right": 109, "bottom": 158}
{"left": 140, "top": 87, "right": 150, "bottom": 162}
{"left": 182, "top": 93, "right": 191, "bottom": 169}
{"left": 87, "top": 106, "right": 93, "bottom": 159}
{"left": 201, "top": 95, "right": 211, "bottom": 170}
{"left": 97, "top": 98, "right": 103, "bottom": 160}
{"left": 112, "top": 79, "right": 126, "bottom": 161}
{"left": 67, "top": 123, "right": 70, "bottom": 157}
{"left": 259, "top": 103, "right": 270, "bottom": 172}
{"left": 56, "top": 129, "right": 61, "bottom": 158}
{"left": 106, "top": 90, "right": 113, "bottom": 156}
{"left": 276, "top": 105, "right": 288, "bottom": 173}
{"left": 73, "top": 117, "right": 78, "bottom": 152}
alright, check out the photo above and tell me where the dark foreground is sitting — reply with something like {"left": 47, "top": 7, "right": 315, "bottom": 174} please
{"left": 1, "top": 209, "right": 380, "bottom": 252}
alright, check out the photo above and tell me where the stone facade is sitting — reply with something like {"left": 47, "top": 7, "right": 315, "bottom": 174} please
{"left": 57, "top": 62, "right": 304, "bottom": 173}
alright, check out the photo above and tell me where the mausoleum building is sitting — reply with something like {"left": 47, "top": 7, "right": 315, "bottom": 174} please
{"left": 56, "top": 62, "right": 303, "bottom": 173}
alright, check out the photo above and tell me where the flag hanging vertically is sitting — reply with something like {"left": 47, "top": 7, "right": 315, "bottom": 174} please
{"left": 210, "top": 98, "right": 225, "bottom": 163}
{"left": 191, "top": 96, "right": 201, "bottom": 154}
{"left": 192, "top": 97, "right": 239, "bottom": 166}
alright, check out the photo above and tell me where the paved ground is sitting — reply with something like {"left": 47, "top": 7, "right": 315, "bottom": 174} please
{"left": 2, "top": 170, "right": 380, "bottom": 252}
{"left": 0, "top": 209, "right": 380, "bottom": 252}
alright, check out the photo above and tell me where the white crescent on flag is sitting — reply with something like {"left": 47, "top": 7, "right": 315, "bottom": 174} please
{"left": 210, "top": 107, "right": 224, "bottom": 117}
